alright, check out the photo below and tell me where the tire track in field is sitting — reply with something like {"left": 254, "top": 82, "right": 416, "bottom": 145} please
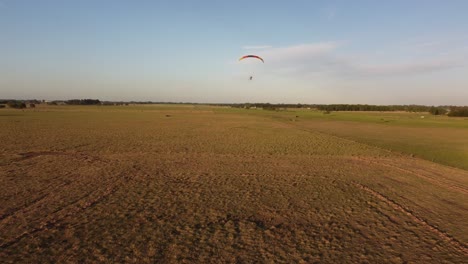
{"left": 0, "top": 152, "right": 108, "bottom": 222}
{"left": 0, "top": 174, "right": 77, "bottom": 222}
{"left": 0, "top": 170, "right": 134, "bottom": 250}
{"left": 0, "top": 193, "right": 49, "bottom": 221}
{"left": 0, "top": 186, "right": 118, "bottom": 249}
{"left": 353, "top": 182, "right": 468, "bottom": 255}
{"left": 354, "top": 157, "right": 468, "bottom": 195}
{"left": 14, "top": 151, "right": 105, "bottom": 163}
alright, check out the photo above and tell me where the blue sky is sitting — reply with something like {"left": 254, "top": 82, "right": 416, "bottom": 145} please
{"left": 1, "top": 0, "right": 468, "bottom": 104}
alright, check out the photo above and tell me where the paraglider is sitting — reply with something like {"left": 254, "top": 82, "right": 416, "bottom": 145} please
{"left": 239, "top": 55, "right": 264, "bottom": 80}
{"left": 239, "top": 55, "right": 264, "bottom": 63}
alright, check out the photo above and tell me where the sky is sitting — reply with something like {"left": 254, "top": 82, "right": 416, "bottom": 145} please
{"left": 1, "top": 0, "right": 468, "bottom": 105}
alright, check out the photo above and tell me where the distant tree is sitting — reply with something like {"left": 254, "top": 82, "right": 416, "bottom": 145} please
{"left": 27, "top": 100, "right": 41, "bottom": 104}
{"left": 0, "top": 104, "right": 5, "bottom": 108}
{"left": 429, "top": 106, "right": 447, "bottom": 115}
{"left": 29, "top": 103, "right": 36, "bottom": 108}
{"left": 6, "top": 101, "right": 15, "bottom": 108}
{"left": 263, "top": 105, "right": 277, "bottom": 111}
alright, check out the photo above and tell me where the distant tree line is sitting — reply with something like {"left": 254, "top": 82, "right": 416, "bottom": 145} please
{"left": 448, "top": 107, "right": 468, "bottom": 117}
{"left": 101, "top": 101, "right": 129, "bottom": 106}
{"left": 2, "top": 99, "right": 468, "bottom": 117}
{"left": 0, "top": 99, "right": 42, "bottom": 109}
{"left": 316, "top": 104, "right": 393, "bottom": 111}
{"left": 66, "top": 99, "right": 101, "bottom": 105}
{"left": 226, "top": 103, "right": 468, "bottom": 116}
{"left": 228, "top": 103, "right": 444, "bottom": 113}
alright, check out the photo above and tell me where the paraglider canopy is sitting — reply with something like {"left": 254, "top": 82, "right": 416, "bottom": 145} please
{"left": 239, "top": 55, "right": 264, "bottom": 63}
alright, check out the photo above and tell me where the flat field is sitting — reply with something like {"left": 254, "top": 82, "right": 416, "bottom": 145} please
{"left": 1, "top": 105, "right": 467, "bottom": 263}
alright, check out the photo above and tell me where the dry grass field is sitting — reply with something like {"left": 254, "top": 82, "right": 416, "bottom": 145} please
{"left": 1, "top": 105, "right": 467, "bottom": 263}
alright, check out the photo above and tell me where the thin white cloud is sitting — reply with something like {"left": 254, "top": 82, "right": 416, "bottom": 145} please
{"left": 355, "top": 58, "right": 463, "bottom": 76}
{"left": 415, "top": 41, "right": 443, "bottom": 48}
{"left": 251, "top": 42, "right": 466, "bottom": 78}
{"left": 401, "top": 36, "right": 468, "bottom": 54}
{"left": 242, "top": 45, "right": 272, "bottom": 50}
{"left": 259, "top": 42, "right": 338, "bottom": 63}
